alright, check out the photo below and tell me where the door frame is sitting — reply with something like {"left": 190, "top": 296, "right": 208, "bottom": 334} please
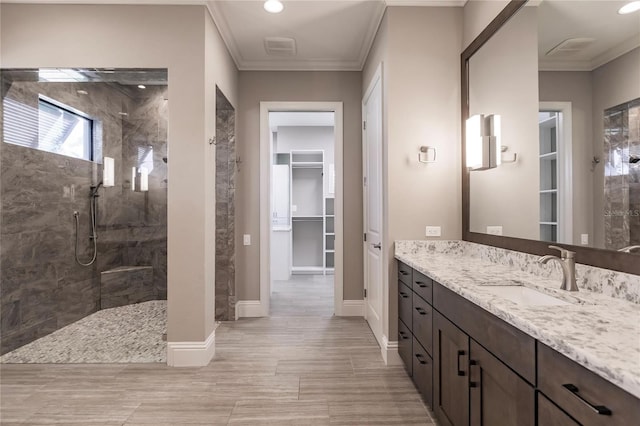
{"left": 539, "top": 101, "right": 573, "bottom": 244}
{"left": 362, "top": 63, "right": 387, "bottom": 351}
{"left": 259, "top": 101, "right": 344, "bottom": 316}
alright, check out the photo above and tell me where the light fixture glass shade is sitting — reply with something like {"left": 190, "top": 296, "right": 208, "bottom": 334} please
{"left": 466, "top": 114, "right": 485, "bottom": 170}
{"left": 488, "top": 114, "right": 501, "bottom": 167}
{"left": 140, "top": 167, "right": 149, "bottom": 192}
{"left": 131, "top": 166, "right": 137, "bottom": 191}
{"left": 103, "top": 156, "right": 115, "bottom": 187}
{"left": 619, "top": 1, "right": 640, "bottom": 14}
{"left": 264, "top": 0, "right": 284, "bottom": 13}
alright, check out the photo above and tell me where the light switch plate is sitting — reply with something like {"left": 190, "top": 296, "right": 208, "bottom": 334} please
{"left": 581, "top": 234, "right": 589, "bottom": 245}
{"left": 486, "top": 226, "right": 503, "bottom": 236}
{"left": 243, "top": 234, "right": 251, "bottom": 246}
{"left": 425, "top": 226, "right": 441, "bottom": 237}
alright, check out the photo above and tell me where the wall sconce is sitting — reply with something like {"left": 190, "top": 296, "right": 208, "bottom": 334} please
{"left": 140, "top": 167, "right": 149, "bottom": 192}
{"left": 418, "top": 146, "right": 437, "bottom": 163}
{"left": 103, "top": 157, "right": 115, "bottom": 187}
{"left": 131, "top": 167, "right": 137, "bottom": 191}
{"left": 466, "top": 114, "right": 501, "bottom": 170}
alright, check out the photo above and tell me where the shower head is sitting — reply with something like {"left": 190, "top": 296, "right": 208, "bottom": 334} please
{"left": 162, "top": 156, "right": 168, "bottom": 164}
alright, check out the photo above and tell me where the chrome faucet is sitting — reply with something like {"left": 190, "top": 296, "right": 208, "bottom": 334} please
{"left": 618, "top": 245, "right": 640, "bottom": 253}
{"left": 538, "top": 245, "right": 578, "bottom": 292}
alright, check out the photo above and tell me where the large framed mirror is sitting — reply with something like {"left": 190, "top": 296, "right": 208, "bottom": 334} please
{"left": 462, "top": 0, "right": 640, "bottom": 274}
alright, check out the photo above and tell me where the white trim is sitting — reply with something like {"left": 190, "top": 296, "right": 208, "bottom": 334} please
{"left": 236, "top": 300, "right": 265, "bottom": 318}
{"left": 260, "top": 102, "right": 344, "bottom": 317}
{"left": 341, "top": 300, "right": 365, "bottom": 317}
{"left": 166, "top": 328, "right": 215, "bottom": 367}
{"left": 385, "top": 0, "right": 466, "bottom": 6}
{"left": 540, "top": 102, "right": 573, "bottom": 244}
{"left": 381, "top": 335, "right": 402, "bottom": 366}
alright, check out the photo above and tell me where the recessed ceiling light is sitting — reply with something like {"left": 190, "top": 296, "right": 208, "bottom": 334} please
{"left": 619, "top": 1, "right": 640, "bottom": 14}
{"left": 138, "top": 84, "right": 146, "bottom": 89}
{"left": 264, "top": 0, "right": 284, "bottom": 14}
{"left": 76, "top": 89, "right": 88, "bottom": 95}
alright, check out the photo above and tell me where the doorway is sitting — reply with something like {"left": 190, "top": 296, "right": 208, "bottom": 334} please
{"left": 259, "top": 102, "right": 344, "bottom": 316}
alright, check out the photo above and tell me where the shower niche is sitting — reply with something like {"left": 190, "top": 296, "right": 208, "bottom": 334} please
{"left": 0, "top": 68, "right": 168, "bottom": 354}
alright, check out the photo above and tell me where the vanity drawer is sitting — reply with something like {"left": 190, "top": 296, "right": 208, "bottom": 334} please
{"left": 537, "top": 392, "right": 579, "bottom": 426}
{"left": 398, "top": 261, "right": 412, "bottom": 285}
{"left": 433, "top": 282, "right": 535, "bottom": 384}
{"left": 412, "top": 336, "right": 433, "bottom": 407}
{"left": 412, "top": 294, "right": 432, "bottom": 356}
{"left": 537, "top": 343, "right": 640, "bottom": 426}
{"left": 412, "top": 270, "right": 433, "bottom": 304}
{"left": 398, "top": 281, "right": 413, "bottom": 331}
{"left": 398, "top": 318, "right": 412, "bottom": 377}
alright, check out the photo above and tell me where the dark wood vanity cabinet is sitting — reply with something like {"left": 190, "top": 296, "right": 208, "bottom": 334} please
{"left": 433, "top": 311, "right": 469, "bottom": 426}
{"left": 469, "top": 340, "right": 534, "bottom": 426}
{"left": 537, "top": 342, "right": 640, "bottom": 426}
{"left": 397, "top": 261, "right": 433, "bottom": 406}
{"left": 396, "top": 260, "right": 639, "bottom": 426}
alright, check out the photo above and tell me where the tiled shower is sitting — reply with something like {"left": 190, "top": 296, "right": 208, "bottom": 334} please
{"left": 604, "top": 98, "right": 640, "bottom": 249}
{"left": 0, "top": 69, "right": 168, "bottom": 354}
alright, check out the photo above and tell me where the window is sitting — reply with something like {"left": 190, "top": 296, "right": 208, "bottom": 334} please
{"left": 37, "top": 98, "right": 94, "bottom": 161}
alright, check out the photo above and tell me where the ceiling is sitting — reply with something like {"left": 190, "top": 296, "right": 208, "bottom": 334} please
{"left": 5, "top": 0, "right": 465, "bottom": 71}
{"left": 538, "top": 0, "right": 640, "bottom": 71}
{"left": 207, "top": 0, "right": 465, "bottom": 71}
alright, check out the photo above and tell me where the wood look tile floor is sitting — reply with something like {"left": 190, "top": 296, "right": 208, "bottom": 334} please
{"left": 0, "top": 276, "right": 434, "bottom": 425}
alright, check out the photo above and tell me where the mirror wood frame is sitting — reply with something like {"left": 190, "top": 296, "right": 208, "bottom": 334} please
{"left": 461, "top": 0, "right": 640, "bottom": 275}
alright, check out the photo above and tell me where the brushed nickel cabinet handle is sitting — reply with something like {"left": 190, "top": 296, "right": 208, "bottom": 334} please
{"left": 415, "top": 353, "right": 428, "bottom": 365}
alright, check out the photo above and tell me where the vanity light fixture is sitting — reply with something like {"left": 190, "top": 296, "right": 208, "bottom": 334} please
{"left": 264, "top": 0, "right": 284, "bottom": 13}
{"left": 131, "top": 166, "right": 137, "bottom": 191}
{"left": 619, "top": 1, "right": 640, "bottom": 14}
{"left": 103, "top": 157, "right": 115, "bottom": 187}
{"left": 140, "top": 167, "right": 149, "bottom": 192}
{"left": 466, "top": 114, "right": 501, "bottom": 170}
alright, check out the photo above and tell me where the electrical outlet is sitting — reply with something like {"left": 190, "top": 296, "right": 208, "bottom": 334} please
{"left": 425, "top": 226, "right": 441, "bottom": 237}
{"left": 581, "top": 234, "right": 589, "bottom": 245}
{"left": 243, "top": 234, "right": 251, "bottom": 246}
{"left": 486, "top": 226, "right": 503, "bottom": 236}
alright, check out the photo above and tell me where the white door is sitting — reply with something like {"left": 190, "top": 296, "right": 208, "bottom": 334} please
{"left": 363, "top": 71, "right": 383, "bottom": 346}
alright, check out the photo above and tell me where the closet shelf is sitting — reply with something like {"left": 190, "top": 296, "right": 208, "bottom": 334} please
{"left": 291, "top": 161, "right": 323, "bottom": 169}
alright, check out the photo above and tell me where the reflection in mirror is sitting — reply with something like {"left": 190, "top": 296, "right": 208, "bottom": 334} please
{"left": 469, "top": 0, "right": 640, "bottom": 252}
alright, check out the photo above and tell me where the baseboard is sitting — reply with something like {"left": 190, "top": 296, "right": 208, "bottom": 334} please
{"left": 340, "top": 299, "right": 364, "bottom": 316}
{"left": 381, "top": 335, "right": 402, "bottom": 366}
{"left": 167, "top": 328, "right": 215, "bottom": 367}
{"left": 236, "top": 300, "right": 266, "bottom": 318}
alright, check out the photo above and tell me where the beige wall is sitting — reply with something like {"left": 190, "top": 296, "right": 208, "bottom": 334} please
{"left": 1, "top": 4, "right": 238, "bottom": 343}
{"left": 463, "top": 0, "right": 510, "bottom": 49}
{"left": 592, "top": 47, "right": 640, "bottom": 247}
{"left": 236, "top": 71, "right": 363, "bottom": 301}
{"left": 468, "top": 7, "right": 539, "bottom": 239}
{"left": 539, "top": 71, "right": 594, "bottom": 246}
{"left": 363, "top": 6, "right": 462, "bottom": 342}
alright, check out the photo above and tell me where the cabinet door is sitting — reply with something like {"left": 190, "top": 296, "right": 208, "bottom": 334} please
{"left": 469, "top": 340, "right": 534, "bottom": 426}
{"left": 413, "top": 336, "right": 433, "bottom": 408}
{"left": 538, "top": 392, "right": 579, "bottom": 426}
{"left": 433, "top": 311, "right": 469, "bottom": 426}
{"left": 398, "top": 318, "right": 413, "bottom": 377}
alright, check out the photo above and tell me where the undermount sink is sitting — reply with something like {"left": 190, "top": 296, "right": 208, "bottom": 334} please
{"left": 482, "top": 285, "right": 571, "bottom": 306}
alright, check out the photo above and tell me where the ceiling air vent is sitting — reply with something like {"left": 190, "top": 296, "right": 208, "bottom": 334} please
{"left": 264, "top": 37, "right": 297, "bottom": 56}
{"left": 546, "top": 38, "right": 595, "bottom": 57}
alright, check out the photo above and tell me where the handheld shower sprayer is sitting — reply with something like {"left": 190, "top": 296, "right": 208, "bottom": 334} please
{"left": 74, "top": 182, "right": 104, "bottom": 266}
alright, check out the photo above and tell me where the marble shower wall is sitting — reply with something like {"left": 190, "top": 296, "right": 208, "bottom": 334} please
{"left": 215, "top": 88, "right": 236, "bottom": 321}
{"left": 0, "top": 77, "right": 167, "bottom": 354}
{"left": 604, "top": 98, "right": 640, "bottom": 249}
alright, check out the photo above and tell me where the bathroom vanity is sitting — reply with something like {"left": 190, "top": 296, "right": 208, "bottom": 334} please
{"left": 395, "top": 241, "right": 640, "bottom": 426}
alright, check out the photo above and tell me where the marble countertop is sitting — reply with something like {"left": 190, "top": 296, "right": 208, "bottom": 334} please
{"left": 395, "top": 246, "right": 640, "bottom": 399}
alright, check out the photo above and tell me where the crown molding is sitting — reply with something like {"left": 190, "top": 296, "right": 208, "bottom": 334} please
{"left": 540, "top": 36, "right": 640, "bottom": 72}
{"left": 384, "top": 0, "right": 466, "bottom": 6}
